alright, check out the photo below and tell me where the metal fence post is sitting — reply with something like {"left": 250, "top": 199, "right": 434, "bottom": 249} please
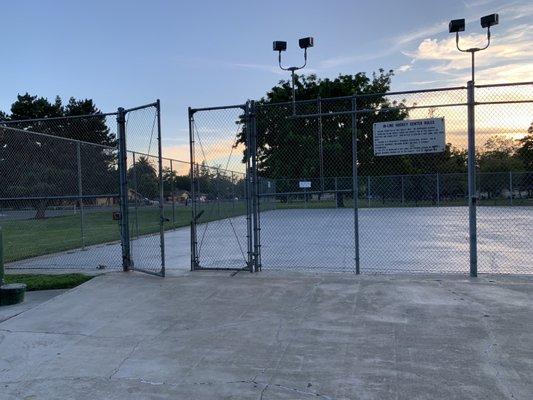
{"left": 509, "top": 170, "right": 513, "bottom": 205}
{"left": 467, "top": 81, "right": 477, "bottom": 277}
{"left": 216, "top": 167, "right": 221, "bottom": 217}
{"left": 250, "top": 100, "right": 261, "bottom": 272}
{"left": 436, "top": 173, "right": 440, "bottom": 206}
{"left": 231, "top": 171, "right": 235, "bottom": 209}
{"left": 334, "top": 177, "right": 338, "bottom": 208}
{"left": 156, "top": 99, "right": 166, "bottom": 276}
{"left": 188, "top": 107, "right": 199, "bottom": 271}
{"left": 170, "top": 159, "right": 176, "bottom": 226}
{"left": 317, "top": 96, "right": 325, "bottom": 193}
{"left": 117, "top": 107, "right": 132, "bottom": 271}
{"left": 401, "top": 175, "right": 405, "bottom": 205}
{"left": 132, "top": 152, "right": 140, "bottom": 239}
{"left": 76, "top": 142, "right": 85, "bottom": 249}
{"left": 244, "top": 102, "right": 254, "bottom": 271}
{"left": 367, "top": 176, "right": 371, "bottom": 207}
{"left": 352, "top": 96, "right": 360, "bottom": 274}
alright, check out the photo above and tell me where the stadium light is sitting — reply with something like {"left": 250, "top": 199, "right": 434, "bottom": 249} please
{"left": 450, "top": 13, "right": 498, "bottom": 82}
{"left": 273, "top": 36, "right": 314, "bottom": 115}
{"left": 449, "top": 13, "right": 498, "bottom": 277}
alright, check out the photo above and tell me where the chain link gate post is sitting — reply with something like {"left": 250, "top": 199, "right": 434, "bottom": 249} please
{"left": 352, "top": 96, "right": 361, "bottom": 274}
{"left": 467, "top": 80, "right": 478, "bottom": 277}
{"left": 75, "top": 141, "right": 86, "bottom": 250}
{"left": 188, "top": 107, "right": 199, "bottom": 271}
{"left": 156, "top": 99, "right": 166, "bottom": 277}
{"left": 117, "top": 107, "right": 132, "bottom": 271}
{"left": 250, "top": 100, "right": 261, "bottom": 272}
{"left": 244, "top": 101, "right": 254, "bottom": 272}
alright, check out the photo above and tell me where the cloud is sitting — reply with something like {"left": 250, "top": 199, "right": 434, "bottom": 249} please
{"left": 318, "top": 20, "right": 449, "bottom": 70}
{"left": 396, "top": 64, "right": 412, "bottom": 73}
{"left": 404, "top": 23, "right": 533, "bottom": 83}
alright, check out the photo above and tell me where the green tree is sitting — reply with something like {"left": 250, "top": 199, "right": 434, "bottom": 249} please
{"left": 516, "top": 122, "right": 533, "bottom": 171}
{"left": 128, "top": 156, "right": 158, "bottom": 199}
{"left": 243, "top": 70, "right": 470, "bottom": 206}
{"left": 477, "top": 136, "right": 524, "bottom": 200}
{"left": 0, "top": 94, "right": 117, "bottom": 218}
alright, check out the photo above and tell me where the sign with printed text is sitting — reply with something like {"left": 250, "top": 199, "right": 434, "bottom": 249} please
{"left": 373, "top": 118, "right": 445, "bottom": 156}
{"left": 299, "top": 181, "right": 312, "bottom": 189}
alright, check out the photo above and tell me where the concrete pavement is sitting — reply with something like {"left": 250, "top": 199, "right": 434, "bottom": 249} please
{"left": 0, "top": 271, "right": 532, "bottom": 399}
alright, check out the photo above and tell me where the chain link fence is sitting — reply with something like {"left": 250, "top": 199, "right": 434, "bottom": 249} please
{"left": 191, "top": 82, "right": 532, "bottom": 274}
{"left": 188, "top": 105, "right": 253, "bottom": 271}
{"left": 0, "top": 103, "right": 167, "bottom": 275}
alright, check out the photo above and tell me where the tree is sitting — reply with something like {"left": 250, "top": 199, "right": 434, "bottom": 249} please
{"left": 0, "top": 94, "right": 117, "bottom": 218}
{"left": 128, "top": 156, "right": 158, "bottom": 199}
{"left": 477, "top": 136, "right": 524, "bottom": 200}
{"left": 242, "top": 70, "right": 470, "bottom": 206}
{"left": 516, "top": 122, "right": 533, "bottom": 171}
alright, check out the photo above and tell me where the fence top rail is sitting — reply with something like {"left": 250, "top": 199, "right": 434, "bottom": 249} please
{"left": 257, "top": 86, "right": 469, "bottom": 109}
{"left": 475, "top": 81, "right": 533, "bottom": 88}
{"left": 124, "top": 102, "right": 158, "bottom": 113}
{"left": 249, "top": 80, "right": 533, "bottom": 110}
{"left": 260, "top": 170, "right": 531, "bottom": 181}
{"left": 0, "top": 112, "right": 117, "bottom": 125}
{"left": 0, "top": 124, "right": 118, "bottom": 150}
{"left": 190, "top": 104, "right": 247, "bottom": 114}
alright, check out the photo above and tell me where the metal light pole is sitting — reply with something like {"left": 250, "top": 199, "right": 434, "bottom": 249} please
{"left": 273, "top": 37, "right": 314, "bottom": 115}
{"left": 449, "top": 13, "right": 499, "bottom": 277}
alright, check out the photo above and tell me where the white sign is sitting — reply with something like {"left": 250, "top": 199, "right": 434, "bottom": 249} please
{"left": 299, "top": 181, "right": 312, "bottom": 189}
{"left": 373, "top": 118, "right": 445, "bottom": 156}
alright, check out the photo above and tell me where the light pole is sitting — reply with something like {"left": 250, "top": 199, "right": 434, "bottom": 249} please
{"left": 449, "top": 13, "right": 498, "bottom": 277}
{"left": 273, "top": 37, "right": 314, "bottom": 115}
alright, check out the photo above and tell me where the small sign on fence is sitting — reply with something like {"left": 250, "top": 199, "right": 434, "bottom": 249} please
{"left": 299, "top": 181, "right": 312, "bottom": 189}
{"left": 373, "top": 118, "right": 445, "bottom": 156}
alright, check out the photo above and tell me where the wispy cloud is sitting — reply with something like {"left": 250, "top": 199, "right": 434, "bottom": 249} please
{"left": 404, "top": 23, "right": 533, "bottom": 83}
{"left": 317, "top": 20, "right": 448, "bottom": 70}
{"left": 396, "top": 64, "right": 412, "bottom": 73}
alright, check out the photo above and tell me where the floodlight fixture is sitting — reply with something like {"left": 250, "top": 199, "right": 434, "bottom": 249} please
{"left": 448, "top": 19, "right": 465, "bottom": 33}
{"left": 481, "top": 13, "right": 498, "bottom": 28}
{"left": 299, "top": 37, "right": 314, "bottom": 49}
{"left": 273, "top": 41, "right": 287, "bottom": 52}
{"left": 449, "top": 13, "right": 498, "bottom": 82}
{"left": 273, "top": 36, "right": 314, "bottom": 115}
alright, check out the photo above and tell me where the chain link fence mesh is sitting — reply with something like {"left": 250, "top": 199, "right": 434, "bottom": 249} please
{"left": 250, "top": 83, "right": 532, "bottom": 274}
{"left": 189, "top": 105, "right": 251, "bottom": 270}
{"left": 0, "top": 115, "right": 122, "bottom": 270}
{"left": 0, "top": 104, "right": 167, "bottom": 274}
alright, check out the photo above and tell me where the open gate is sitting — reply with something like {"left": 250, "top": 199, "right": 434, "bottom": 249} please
{"left": 118, "top": 101, "right": 166, "bottom": 276}
{"left": 188, "top": 103, "right": 257, "bottom": 272}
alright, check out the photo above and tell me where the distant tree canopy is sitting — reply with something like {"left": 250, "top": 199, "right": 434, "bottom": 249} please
{"left": 516, "top": 122, "right": 533, "bottom": 171}
{"left": 237, "top": 71, "right": 532, "bottom": 183}
{"left": 239, "top": 70, "right": 470, "bottom": 184}
{"left": 128, "top": 156, "right": 158, "bottom": 199}
{"left": 0, "top": 94, "right": 117, "bottom": 218}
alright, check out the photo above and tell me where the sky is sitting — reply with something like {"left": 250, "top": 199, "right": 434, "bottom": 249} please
{"left": 1, "top": 0, "right": 532, "bottom": 162}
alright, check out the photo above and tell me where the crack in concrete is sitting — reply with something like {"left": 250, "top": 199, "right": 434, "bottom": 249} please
{"left": 108, "top": 339, "right": 143, "bottom": 380}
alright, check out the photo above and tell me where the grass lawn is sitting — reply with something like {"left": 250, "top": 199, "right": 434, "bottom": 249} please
{"left": 3, "top": 273, "right": 94, "bottom": 291}
{"left": 1, "top": 201, "right": 246, "bottom": 263}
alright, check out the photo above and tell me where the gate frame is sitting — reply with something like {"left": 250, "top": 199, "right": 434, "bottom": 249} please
{"left": 188, "top": 103, "right": 256, "bottom": 272}
{"left": 117, "top": 101, "right": 166, "bottom": 277}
